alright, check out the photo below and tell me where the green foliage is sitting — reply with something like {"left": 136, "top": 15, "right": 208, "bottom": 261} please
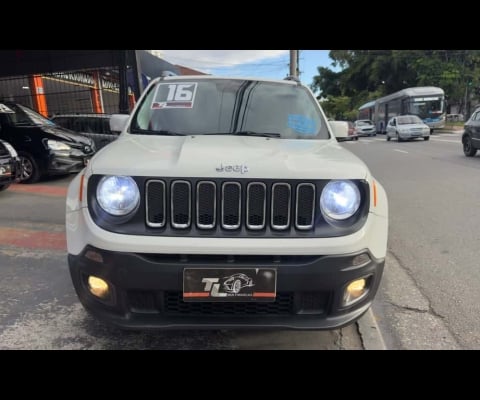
{"left": 312, "top": 50, "right": 480, "bottom": 116}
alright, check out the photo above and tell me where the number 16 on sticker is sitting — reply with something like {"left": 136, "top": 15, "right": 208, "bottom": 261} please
{"left": 151, "top": 82, "right": 198, "bottom": 109}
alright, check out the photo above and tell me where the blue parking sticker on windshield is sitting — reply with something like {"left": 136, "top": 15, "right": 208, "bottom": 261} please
{"left": 151, "top": 82, "right": 198, "bottom": 110}
{"left": 288, "top": 114, "right": 316, "bottom": 135}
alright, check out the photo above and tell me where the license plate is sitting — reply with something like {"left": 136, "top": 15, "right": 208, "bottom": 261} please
{"left": 183, "top": 268, "right": 276, "bottom": 302}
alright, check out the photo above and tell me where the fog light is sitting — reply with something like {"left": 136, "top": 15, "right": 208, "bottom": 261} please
{"left": 88, "top": 276, "right": 109, "bottom": 299}
{"left": 343, "top": 278, "right": 368, "bottom": 306}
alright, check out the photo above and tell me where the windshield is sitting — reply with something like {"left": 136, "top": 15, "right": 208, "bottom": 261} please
{"left": 407, "top": 96, "right": 444, "bottom": 119}
{"left": 397, "top": 115, "right": 423, "bottom": 125}
{"left": 4, "top": 103, "right": 55, "bottom": 127}
{"left": 131, "top": 79, "right": 329, "bottom": 139}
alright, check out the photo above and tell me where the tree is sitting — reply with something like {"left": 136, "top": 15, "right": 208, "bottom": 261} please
{"left": 311, "top": 50, "right": 480, "bottom": 117}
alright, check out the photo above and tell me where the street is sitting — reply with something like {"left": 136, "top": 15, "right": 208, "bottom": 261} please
{"left": 344, "top": 131, "right": 475, "bottom": 349}
{"left": 1, "top": 131, "right": 475, "bottom": 349}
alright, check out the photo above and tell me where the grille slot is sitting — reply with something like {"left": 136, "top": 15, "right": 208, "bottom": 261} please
{"left": 146, "top": 180, "right": 166, "bottom": 228}
{"left": 246, "top": 182, "right": 266, "bottom": 230}
{"left": 222, "top": 182, "right": 241, "bottom": 230}
{"left": 296, "top": 183, "right": 315, "bottom": 230}
{"left": 196, "top": 181, "right": 216, "bottom": 229}
{"left": 271, "top": 183, "right": 291, "bottom": 230}
{"left": 171, "top": 180, "right": 191, "bottom": 228}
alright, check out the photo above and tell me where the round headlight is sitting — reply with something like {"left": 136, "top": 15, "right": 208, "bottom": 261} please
{"left": 320, "top": 180, "right": 361, "bottom": 221}
{"left": 96, "top": 176, "right": 139, "bottom": 216}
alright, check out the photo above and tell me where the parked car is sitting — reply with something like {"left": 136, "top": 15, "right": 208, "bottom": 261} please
{"left": 330, "top": 121, "right": 358, "bottom": 141}
{"left": 386, "top": 115, "right": 430, "bottom": 142}
{"left": 0, "top": 101, "right": 95, "bottom": 183}
{"left": 462, "top": 107, "right": 480, "bottom": 157}
{"left": 354, "top": 120, "right": 376, "bottom": 137}
{"left": 50, "top": 113, "right": 118, "bottom": 150}
{"left": 0, "top": 139, "right": 20, "bottom": 191}
{"left": 66, "top": 75, "right": 389, "bottom": 331}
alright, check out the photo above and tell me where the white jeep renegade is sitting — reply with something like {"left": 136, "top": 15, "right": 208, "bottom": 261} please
{"left": 66, "top": 75, "right": 388, "bottom": 330}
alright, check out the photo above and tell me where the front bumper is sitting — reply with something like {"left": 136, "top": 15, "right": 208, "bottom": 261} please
{"left": 48, "top": 152, "right": 91, "bottom": 175}
{"left": 0, "top": 156, "right": 21, "bottom": 185}
{"left": 69, "top": 246, "right": 384, "bottom": 330}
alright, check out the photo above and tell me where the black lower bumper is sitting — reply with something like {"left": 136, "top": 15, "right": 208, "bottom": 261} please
{"left": 68, "top": 246, "right": 384, "bottom": 330}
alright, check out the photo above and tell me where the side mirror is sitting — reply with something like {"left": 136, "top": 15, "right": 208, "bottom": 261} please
{"left": 329, "top": 121, "right": 349, "bottom": 141}
{"left": 109, "top": 114, "right": 130, "bottom": 134}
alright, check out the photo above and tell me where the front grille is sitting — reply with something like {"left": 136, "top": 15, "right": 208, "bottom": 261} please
{"left": 127, "top": 291, "right": 328, "bottom": 316}
{"left": 146, "top": 179, "right": 318, "bottom": 233}
{"left": 164, "top": 292, "right": 294, "bottom": 316}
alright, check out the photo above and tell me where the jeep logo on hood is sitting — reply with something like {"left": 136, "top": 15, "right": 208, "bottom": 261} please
{"left": 216, "top": 163, "right": 249, "bottom": 174}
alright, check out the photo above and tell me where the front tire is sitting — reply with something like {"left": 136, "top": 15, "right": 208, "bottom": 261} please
{"left": 386, "top": 134, "right": 391, "bottom": 141}
{"left": 397, "top": 132, "right": 403, "bottom": 142}
{"left": 18, "top": 152, "right": 41, "bottom": 183}
{"left": 424, "top": 136, "right": 430, "bottom": 141}
{"left": 463, "top": 136, "right": 477, "bottom": 157}
{"left": 0, "top": 184, "right": 10, "bottom": 192}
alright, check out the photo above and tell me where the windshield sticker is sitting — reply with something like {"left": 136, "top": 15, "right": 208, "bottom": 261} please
{"left": 0, "top": 103, "right": 14, "bottom": 113}
{"left": 151, "top": 82, "right": 198, "bottom": 110}
{"left": 288, "top": 114, "right": 316, "bottom": 135}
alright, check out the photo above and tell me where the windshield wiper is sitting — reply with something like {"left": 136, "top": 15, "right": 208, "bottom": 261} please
{"left": 130, "top": 128, "right": 187, "bottom": 136}
{"left": 233, "top": 131, "right": 281, "bottom": 138}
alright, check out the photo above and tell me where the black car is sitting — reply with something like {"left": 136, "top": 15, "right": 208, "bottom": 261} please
{"left": 0, "top": 102, "right": 95, "bottom": 183}
{"left": 462, "top": 107, "right": 480, "bottom": 157}
{"left": 50, "top": 113, "right": 118, "bottom": 150}
{"left": 0, "top": 139, "right": 20, "bottom": 191}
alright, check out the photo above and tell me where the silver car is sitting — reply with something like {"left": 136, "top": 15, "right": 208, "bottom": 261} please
{"left": 354, "top": 120, "right": 376, "bottom": 137}
{"left": 386, "top": 115, "right": 430, "bottom": 142}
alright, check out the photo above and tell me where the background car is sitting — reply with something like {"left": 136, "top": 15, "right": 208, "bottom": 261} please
{"left": 386, "top": 115, "right": 430, "bottom": 142}
{"left": 330, "top": 121, "right": 358, "bottom": 141}
{"left": 50, "top": 113, "right": 118, "bottom": 150}
{"left": 354, "top": 120, "right": 376, "bottom": 137}
{"left": 0, "top": 139, "right": 20, "bottom": 191}
{"left": 0, "top": 101, "right": 95, "bottom": 183}
{"left": 462, "top": 107, "right": 480, "bottom": 157}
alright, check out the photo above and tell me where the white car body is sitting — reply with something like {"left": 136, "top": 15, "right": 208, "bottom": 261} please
{"left": 386, "top": 115, "right": 431, "bottom": 141}
{"left": 66, "top": 75, "right": 388, "bottom": 330}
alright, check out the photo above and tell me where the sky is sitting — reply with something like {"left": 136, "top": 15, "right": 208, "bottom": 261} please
{"left": 156, "top": 50, "right": 334, "bottom": 93}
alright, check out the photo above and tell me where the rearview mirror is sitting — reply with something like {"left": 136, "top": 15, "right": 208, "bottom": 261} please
{"left": 110, "top": 114, "right": 130, "bottom": 134}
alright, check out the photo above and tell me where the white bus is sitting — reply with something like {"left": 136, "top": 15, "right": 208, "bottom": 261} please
{"left": 358, "top": 87, "right": 446, "bottom": 134}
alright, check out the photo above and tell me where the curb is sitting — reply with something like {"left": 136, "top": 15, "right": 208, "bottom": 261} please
{"left": 357, "top": 308, "right": 387, "bottom": 350}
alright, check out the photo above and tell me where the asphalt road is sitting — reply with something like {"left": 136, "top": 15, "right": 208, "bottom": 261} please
{"left": 0, "top": 176, "right": 366, "bottom": 350}
{"left": 343, "top": 131, "right": 477, "bottom": 349}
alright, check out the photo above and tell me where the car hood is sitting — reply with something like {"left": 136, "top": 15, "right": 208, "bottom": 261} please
{"left": 40, "top": 125, "right": 93, "bottom": 145}
{"left": 89, "top": 134, "right": 369, "bottom": 180}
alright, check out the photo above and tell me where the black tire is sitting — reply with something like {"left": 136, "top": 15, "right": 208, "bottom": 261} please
{"left": 397, "top": 132, "right": 403, "bottom": 142}
{"left": 0, "top": 183, "right": 10, "bottom": 192}
{"left": 386, "top": 134, "right": 391, "bottom": 141}
{"left": 18, "top": 152, "right": 41, "bottom": 183}
{"left": 355, "top": 137, "right": 358, "bottom": 141}
{"left": 424, "top": 136, "right": 430, "bottom": 141}
{"left": 463, "top": 135, "right": 478, "bottom": 157}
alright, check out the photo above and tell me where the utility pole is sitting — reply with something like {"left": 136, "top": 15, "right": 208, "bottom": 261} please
{"left": 290, "top": 50, "right": 298, "bottom": 78}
